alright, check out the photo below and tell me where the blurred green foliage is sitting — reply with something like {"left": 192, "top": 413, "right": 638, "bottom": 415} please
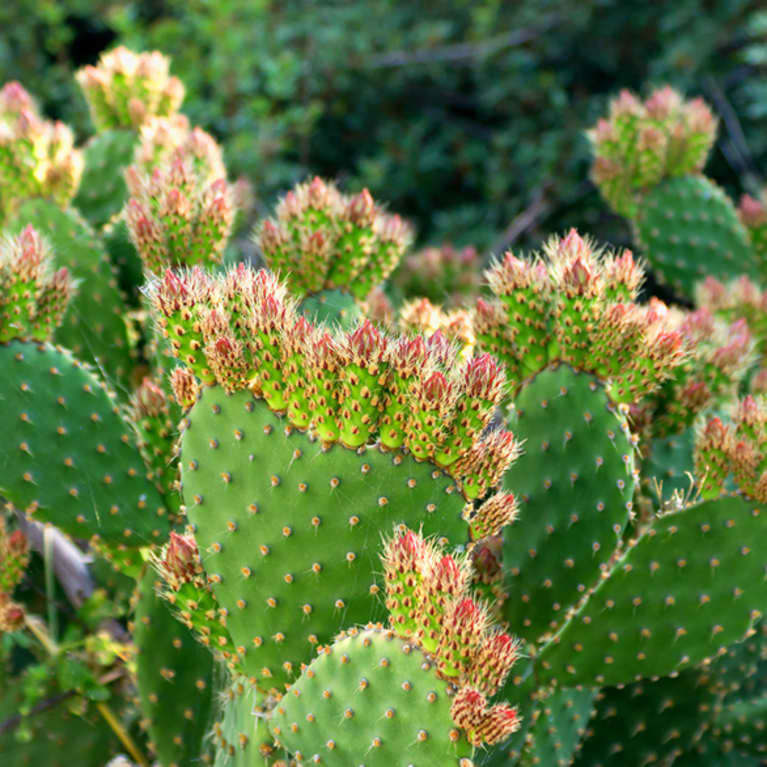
{"left": 2, "top": 0, "right": 767, "bottom": 255}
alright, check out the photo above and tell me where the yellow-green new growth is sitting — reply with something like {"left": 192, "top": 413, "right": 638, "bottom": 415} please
{"left": 76, "top": 47, "right": 185, "bottom": 131}
{"left": 0, "top": 82, "right": 83, "bottom": 223}
{"left": 589, "top": 86, "right": 716, "bottom": 218}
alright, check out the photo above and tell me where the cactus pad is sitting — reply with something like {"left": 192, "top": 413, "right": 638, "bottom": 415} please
{"left": 180, "top": 387, "right": 469, "bottom": 690}
{"left": 134, "top": 568, "right": 215, "bottom": 767}
{"left": 535, "top": 494, "right": 767, "bottom": 687}
{"left": 574, "top": 670, "right": 720, "bottom": 767}
{"left": 635, "top": 175, "right": 758, "bottom": 297}
{"left": 212, "top": 681, "right": 280, "bottom": 767}
{"left": 501, "top": 365, "right": 637, "bottom": 641}
{"left": 269, "top": 626, "right": 476, "bottom": 765}
{"left": 0, "top": 341, "right": 168, "bottom": 544}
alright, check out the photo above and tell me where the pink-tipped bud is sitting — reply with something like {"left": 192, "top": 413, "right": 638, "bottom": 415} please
{"left": 697, "top": 277, "right": 728, "bottom": 310}
{"left": 679, "top": 380, "right": 711, "bottom": 413}
{"left": 163, "top": 531, "right": 199, "bottom": 585}
{"left": 476, "top": 703, "right": 521, "bottom": 745}
{"left": 557, "top": 228, "right": 590, "bottom": 262}
{"left": 604, "top": 248, "right": 644, "bottom": 296}
{"left": 432, "top": 556, "right": 465, "bottom": 593}
{"left": 0, "top": 81, "right": 35, "bottom": 117}
{"left": 134, "top": 377, "right": 167, "bottom": 417}
{"left": 170, "top": 366, "right": 201, "bottom": 409}
{"left": 711, "top": 320, "right": 751, "bottom": 371}
{"left": 450, "top": 687, "right": 487, "bottom": 745}
{"left": 0, "top": 593, "right": 25, "bottom": 632}
{"left": 399, "top": 298, "right": 441, "bottom": 334}
{"left": 473, "top": 298, "right": 507, "bottom": 335}
{"left": 422, "top": 371, "right": 451, "bottom": 403}
{"left": 383, "top": 530, "right": 430, "bottom": 575}
{"left": 470, "top": 631, "right": 520, "bottom": 696}
{"left": 739, "top": 194, "right": 767, "bottom": 227}
{"left": 462, "top": 354, "right": 506, "bottom": 403}
{"left": 734, "top": 395, "right": 764, "bottom": 431}
{"left": 346, "top": 318, "right": 388, "bottom": 365}
{"left": 645, "top": 85, "right": 682, "bottom": 119}
{"left": 389, "top": 335, "right": 429, "bottom": 377}
{"left": 345, "top": 188, "right": 376, "bottom": 227}
{"left": 610, "top": 89, "right": 642, "bottom": 119}
{"left": 485, "top": 252, "right": 540, "bottom": 295}
{"left": 471, "top": 492, "right": 518, "bottom": 539}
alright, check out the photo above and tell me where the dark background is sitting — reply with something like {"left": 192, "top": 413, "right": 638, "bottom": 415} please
{"left": 3, "top": 0, "right": 767, "bottom": 260}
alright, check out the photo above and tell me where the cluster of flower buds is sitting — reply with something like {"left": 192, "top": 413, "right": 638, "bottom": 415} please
{"left": 75, "top": 47, "right": 184, "bottom": 131}
{"left": 476, "top": 229, "right": 685, "bottom": 403}
{"left": 589, "top": 86, "right": 717, "bottom": 218}
{"left": 381, "top": 528, "right": 520, "bottom": 746}
{"left": 694, "top": 396, "right": 767, "bottom": 501}
{"left": 0, "top": 82, "right": 83, "bottom": 223}
{"left": 0, "top": 226, "right": 74, "bottom": 343}
{"left": 697, "top": 275, "right": 767, "bottom": 355}
{"left": 125, "top": 115, "right": 235, "bottom": 274}
{"left": 738, "top": 191, "right": 767, "bottom": 261}
{"left": 642, "top": 303, "right": 753, "bottom": 438}
{"left": 147, "top": 265, "right": 518, "bottom": 499}
{"left": 154, "top": 531, "right": 237, "bottom": 664}
{"left": 399, "top": 297, "right": 474, "bottom": 354}
{"left": 0, "top": 518, "right": 28, "bottom": 634}
{"left": 256, "top": 176, "right": 412, "bottom": 300}
{"left": 393, "top": 243, "right": 483, "bottom": 306}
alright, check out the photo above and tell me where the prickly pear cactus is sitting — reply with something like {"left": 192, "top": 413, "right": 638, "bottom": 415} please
{"left": 589, "top": 86, "right": 760, "bottom": 296}
{"left": 269, "top": 529, "right": 522, "bottom": 765}
{"left": 75, "top": 47, "right": 184, "bottom": 132}
{"left": 0, "top": 81, "right": 83, "bottom": 225}
{"left": 143, "top": 264, "right": 518, "bottom": 689}
{"left": 256, "top": 176, "right": 412, "bottom": 324}
{"left": 474, "top": 230, "right": 684, "bottom": 642}
{"left": 8, "top": 198, "right": 134, "bottom": 385}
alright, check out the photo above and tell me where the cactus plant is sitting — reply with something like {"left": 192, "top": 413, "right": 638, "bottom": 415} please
{"left": 589, "top": 86, "right": 760, "bottom": 297}
{"left": 5, "top": 45, "right": 767, "bottom": 767}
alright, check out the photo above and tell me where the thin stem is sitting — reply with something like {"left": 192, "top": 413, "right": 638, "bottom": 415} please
{"left": 96, "top": 702, "right": 149, "bottom": 767}
{"left": 43, "top": 525, "right": 58, "bottom": 642}
{"left": 23, "top": 614, "right": 59, "bottom": 657}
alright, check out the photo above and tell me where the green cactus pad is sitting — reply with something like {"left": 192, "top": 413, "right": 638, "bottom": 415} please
{"left": 8, "top": 198, "right": 134, "bottom": 387}
{"left": 635, "top": 175, "right": 758, "bottom": 297}
{"left": 73, "top": 129, "right": 136, "bottom": 229}
{"left": 134, "top": 568, "right": 215, "bottom": 767}
{"left": 712, "top": 694, "right": 767, "bottom": 759}
{"left": 298, "top": 288, "right": 362, "bottom": 329}
{"left": 0, "top": 341, "right": 168, "bottom": 544}
{"left": 535, "top": 494, "right": 767, "bottom": 687}
{"left": 713, "top": 621, "right": 767, "bottom": 704}
{"left": 212, "top": 681, "right": 279, "bottom": 767}
{"left": 642, "top": 429, "right": 696, "bottom": 501}
{"left": 180, "top": 387, "right": 469, "bottom": 690}
{"left": 675, "top": 736, "right": 762, "bottom": 767}
{"left": 573, "top": 670, "right": 720, "bottom": 767}
{"left": 501, "top": 365, "right": 637, "bottom": 642}
{"left": 518, "top": 686, "right": 596, "bottom": 767}
{"left": 269, "top": 627, "right": 475, "bottom": 765}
